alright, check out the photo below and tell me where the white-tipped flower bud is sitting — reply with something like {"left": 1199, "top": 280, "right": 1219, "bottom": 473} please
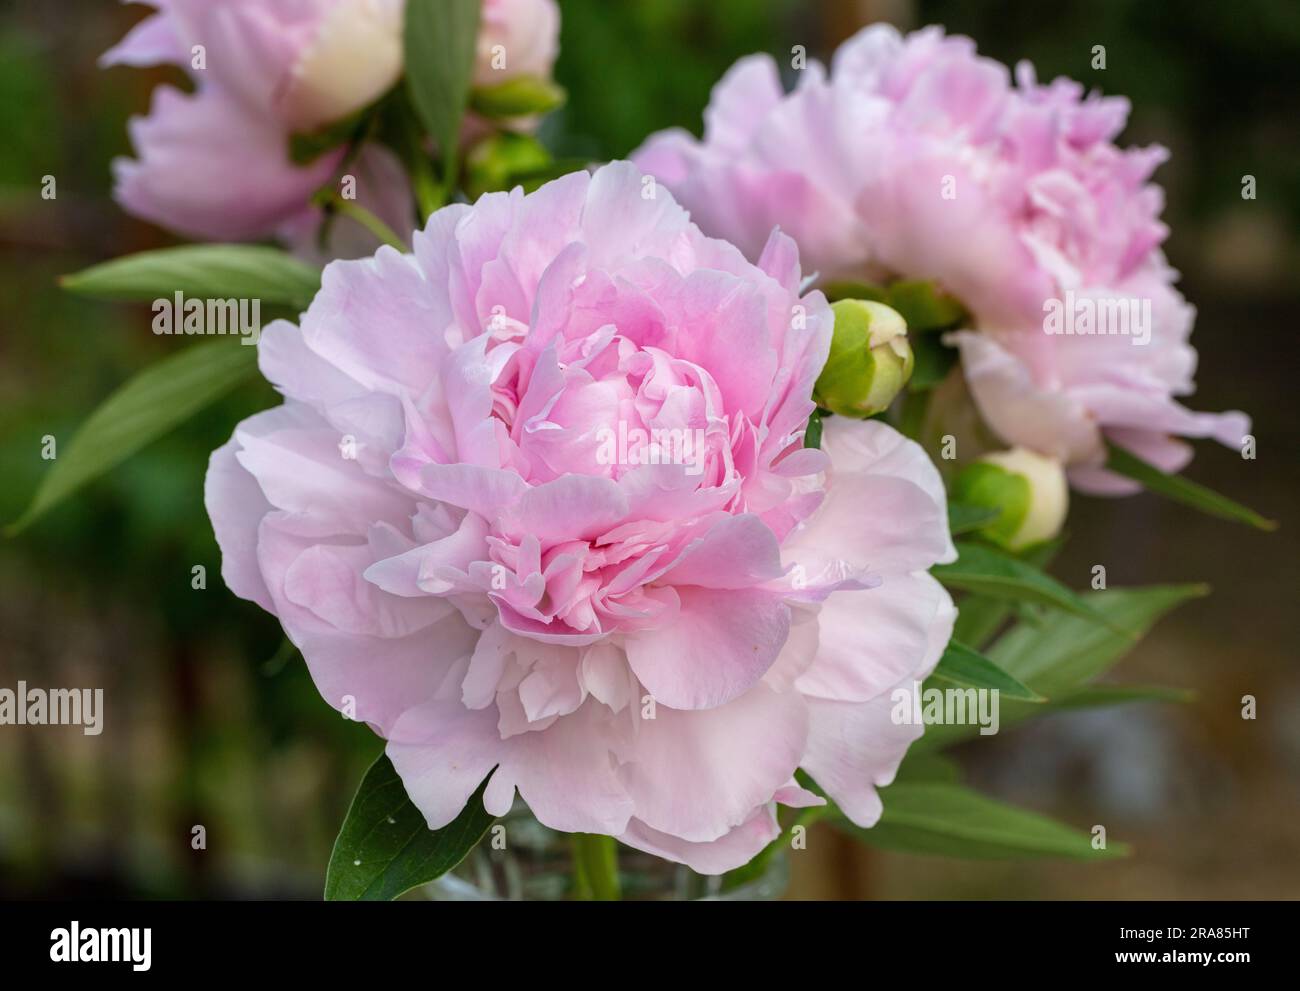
{"left": 279, "top": 0, "right": 404, "bottom": 132}
{"left": 814, "top": 299, "right": 914, "bottom": 418}
{"left": 952, "top": 447, "right": 1069, "bottom": 551}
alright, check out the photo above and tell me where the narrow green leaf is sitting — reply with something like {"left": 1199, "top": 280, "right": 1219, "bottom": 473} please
{"left": 933, "top": 541, "right": 1117, "bottom": 630}
{"left": 1106, "top": 440, "right": 1276, "bottom": 531}
{"left": 948, "top": 540, "right": 1063, "bottom": 649}
{"left": 404, "top": 0, "right": 482, "bottom": 194}
{"left": 892, "top": 752, "right": 961, "bottom": 785}
{"left": 803, "top": 409, "right": 824, "bottom": 449}
{"left": 950, "top": 594, "right": 1011, "bottom": 649}
{"left": 919, "top": 583, "right": 1206, "bottom": 749}
{"left": 839, "top": 782, "right": 1126, "bottom": 860}
{"left": 928, "top": 640, "right": 1044, "bottom": 702}
{"left": 948, "top": 501, "right": 1003, "bottom": 535}
{"left": 325, "top": 753, "right": 494, "bottom": 901}
{"left": 61, "top": 244, "right": 321, "bottom": 309}
{"left": 988, "top": 583, "right": 1208, "bottom": 693}
{"left": 1053, "top": 684, "right": 1196, "bottom": 708}
{"left": 7, "top": 341, "right": 257, "bottom": 534}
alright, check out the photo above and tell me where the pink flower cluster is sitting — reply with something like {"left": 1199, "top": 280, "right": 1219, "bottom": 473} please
{"left": 206, "top": 163, "right": 956, "bottom": 872}
{"left": 634, "top": 25, "right": 1248, "bottom": 492}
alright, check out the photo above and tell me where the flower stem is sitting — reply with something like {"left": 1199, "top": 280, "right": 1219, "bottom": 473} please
{"left": 314, "top": 190, "right": 407, "bottom": 251}
{"left": 571, "top": 833, "right": 621, "bottom": 901}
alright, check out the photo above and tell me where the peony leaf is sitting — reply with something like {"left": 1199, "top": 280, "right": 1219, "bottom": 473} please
{"left": 891, "top": 752, "right": 960, "bottom": 784}
{"left": 883, "top": 279, "right": 968, "bottom": 332}
{"left": 838, "top": 782, "right": 1127, "bottom": 860}
{"left": 325, "top": 753, "right": 495, "bottom": 901}
{"left": 985, "top": 583, "right": 1207, "bottom": 695}
{"left": 60, "top": 244, "right": 321, "bottom": 309}
{"left": 928, "top": 640, "right": 1044, "bottom": 702}
{"left": 7, "top": 340, "right": 257, "bottom": 534}
{"left": 933, "top": 541, "right": 1117, "bottom": 630}
{"left": 919, "top": 583, "right": 1206, "bottom": 749}
{"left": 947, "top": 501, "right": 1003, "bottom": 535}
{"left": 1105, "top": 440, "right": 1276, "bottom": 531}
{"left": 1051, "top": 683, "right": 1196, "bottom": 708}
{"left": 907, "top": 331, "right": 958, "bottom": 390}
{"left": 948, "top": 539, "right": 1062, "bottom": 648}
{"left": 404, "top": 0, "right": 482, "bottom": 196}
{"left": 803, "top": 409, "right": 824, "bottom": 449}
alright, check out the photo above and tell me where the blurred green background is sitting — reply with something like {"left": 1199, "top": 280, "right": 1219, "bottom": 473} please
{"left": 0, "top": 0, "right": 1296, "bottom": 898}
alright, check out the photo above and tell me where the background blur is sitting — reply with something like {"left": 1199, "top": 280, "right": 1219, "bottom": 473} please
{"left": 1, "top": 0, "right": 1295, "bottom": 899}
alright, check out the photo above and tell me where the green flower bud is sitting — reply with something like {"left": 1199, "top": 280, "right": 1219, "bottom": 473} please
{"left": 814, "top": 299, "right": 914, "bottom": 418}
{"left": 470, "top": 76, "right": 567, "bottom": 120}
{"left": 465, "top": 133, "right": 553, "bottom": 200}
{"left": 952, "top": 447, "right": 1069, "bottom": 552}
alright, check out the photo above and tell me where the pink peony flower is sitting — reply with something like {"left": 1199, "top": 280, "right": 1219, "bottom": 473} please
{"left": 205, "top": 162, "right": 956, "bottom": 873}
{"left": 103, "top": 0, "right": 560, "bottom": 245}
{"left": 633, "top": 24, "right": 1249, "bottom": 493}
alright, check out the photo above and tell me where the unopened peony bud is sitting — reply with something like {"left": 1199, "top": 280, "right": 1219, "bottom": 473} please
{"left": 952, "top": 447, "right": 1069, "bottom": 551}
{"left": 814, "top": 299, "right": 913, "bottom": 417}
{"left": 279, "top": 0, "right": 404, "bottom": 132}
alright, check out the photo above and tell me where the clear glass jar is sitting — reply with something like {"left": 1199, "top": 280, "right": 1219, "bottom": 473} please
{"left": 423, "top": 805, "right": 787, "bottom": 901}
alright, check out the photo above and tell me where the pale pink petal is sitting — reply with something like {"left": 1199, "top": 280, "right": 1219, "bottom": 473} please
{"left": 624, "top": 587, "right": 791, "bottom": 710}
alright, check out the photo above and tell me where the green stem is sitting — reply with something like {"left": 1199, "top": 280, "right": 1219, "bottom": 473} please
{"left": 314, "top": 191, "right": 407, "bottom": 251}
{"left": 571, "top": 833, "right": 621, "bottom": 901}
{"left": 411, "top": 153, "right": 444, "bottom": 222}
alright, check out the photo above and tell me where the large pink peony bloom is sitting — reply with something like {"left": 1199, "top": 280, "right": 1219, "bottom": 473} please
{"left": 103, "top": 0, "right": 559, "bottom": 245}
{"left": 205, "top": 163, "right": 956, "bottom": 873}
{"left": 633, "top": 24, "right": 1249, "bottom": 493}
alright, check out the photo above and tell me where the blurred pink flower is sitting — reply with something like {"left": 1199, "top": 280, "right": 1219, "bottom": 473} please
{"left": 103, "top": 0, "right": 560, "bottom": 246}
{"left": 634, "top": 24, "right": 1248, "bottom": 492}
{"left": 205, "top": 163, "right": 956, "bottom": 873}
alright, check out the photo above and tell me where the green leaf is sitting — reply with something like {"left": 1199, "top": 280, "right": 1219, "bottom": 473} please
{"left": 1052, "top": 683, "right": 1195, "bottom": 708}
{"left": 7, "top": 340, "right": 257, "bottom": 534}
{"left": 61, "top": 245, "right": 321, "bottom": 309}
{"left": 892, "top": 752, "right": 961, "bottom": 785}
{"left": 289, "top": 107, "right": 369, "bottom": 165}
{"left": 948, "top": 501, "right": 1003, "bottom": 535}
{"left": 818, "top": 279, "right": 967, "bottom": 332}
{"left": 928, "top": 640, "right": 1044, "bottom": 702}
{"left": 933, "top": 541, "right": 1117, "bottom": 630}
{"left": 948, "top": 540, "right": 1063, "bottom": 649}
{"left": 1105, "top": 440, "right": 1276, "bottom": 531}
{"left": 884, "top": 279, "right": 968, "bottom": 332}
{"left": 907, "top": 331, "right": 958, "bottom": 390}
{"left": 325, "top": 753, "right": 495, "bottom": 901}
{"left": 919, "top": 583, "right": 1206, "bottom": 749}
{"left": 839, "top": 782, "right": 1126, "bottom": 860}
{"left": 471, "top": 76, "right": 566, "bottom": 119}
{"left": 950, "top": 594, "right": 1011, "bottom": 649}
{"left": 986, "top": 583, "right": 1207, "bottom": 695}
{"left": 404, "top": 0, "right": 482, "bottom": 194}
{"left": 803, "top": 409, "right": 824, "bottom": 449}
{"left": 820, "top": 280, "right": 888, "bottom": 304}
